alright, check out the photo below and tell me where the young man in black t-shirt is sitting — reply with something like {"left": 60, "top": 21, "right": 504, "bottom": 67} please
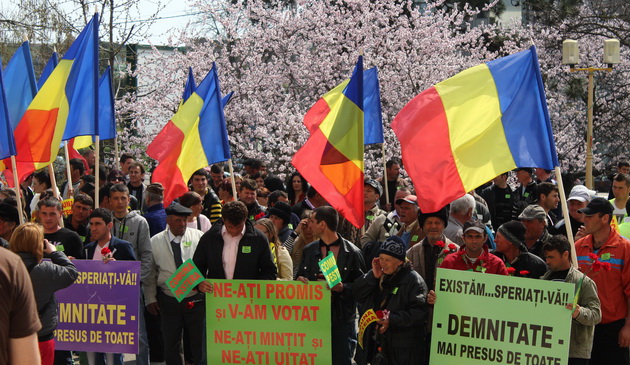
{"left": 38, "top": 198, "right": 84, "bottom": 259}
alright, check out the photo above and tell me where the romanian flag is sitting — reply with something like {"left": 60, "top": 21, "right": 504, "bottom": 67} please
{"left": 3, "top": 41, "right": 38, "bottom": 131}
{"left": 9, "top": 14, "right": 99, "bottom": 182}
{"left": 292, "top": 57, "right": 364, "bottom": 228}
{"left": 37, "top": 51, "right": 59, "bottom": 90}
{"left": 363, "top": 67, "right": 383, "bottom": 145}
{"left": 0, "top": 65, "right": 16, "bottom": 161}
{"left": 392, "top": 46, "right": 558, "bottom": 213}
{"left": 181, "top": 67, "right": 196, "bottom": 104}
{"left": 147, "top": 64, "right": 231, "bottom": 206}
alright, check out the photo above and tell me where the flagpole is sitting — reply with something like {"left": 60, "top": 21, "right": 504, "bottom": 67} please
{"left": 64, "top": 142, "right": 74, "bottom": 197}
{"left": 555, "top": 166, "right": 578, "bottom": 268}
{"left": 381, "top": 143, "right": 390, "bottom": 209}
{"left": 10, "top": 156, "right": 25, "bottom": 225}
{"left": 114, "top": 136, "right": 120, "bottom": 170}
{"left": 228, "top": 158, "right": 237, "bottom": 199}
{"left": 95, "top": 136, "right": 100, "bottom": 208}
{"left": 47, "top": 164, "right": 64, "bottom": 228}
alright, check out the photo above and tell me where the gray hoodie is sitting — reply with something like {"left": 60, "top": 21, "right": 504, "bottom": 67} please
{"left": 111, "top": 210, "right": 152, "bottom": 283}
{"left": 18, "top": 251, "right": 78, "bottom": 339}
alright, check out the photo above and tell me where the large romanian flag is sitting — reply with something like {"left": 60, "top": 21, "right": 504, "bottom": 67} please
{"left": 292, "top": 57, "right": 364, "bottom": 228}
{"left": 393, "top": 46, "right": 558, "bottom": 213}
{"left": 147, "top": 64, "right": 231, "bottom": 206}
{"left": 9, "top": 14, "right": 98, "bottom": 182}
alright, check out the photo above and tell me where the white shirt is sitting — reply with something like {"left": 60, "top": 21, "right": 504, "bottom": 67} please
{"left": 221, "top": 225, "right": 245, "bottom": 280}
{"left": 187, "top": 215, "right": 211, "bottom": 233}
{"left": 92, "top": 241, "right": 111, "bottom": 260}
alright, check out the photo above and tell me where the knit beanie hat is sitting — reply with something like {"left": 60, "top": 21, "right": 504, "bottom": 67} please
{"left": 417, "top": 205, "right": 449, "bottom": 228}
{"left": 268, "top": 202, "right": 292, "bottom": 225}
{"left": 497, "top": 220, "right": 526, "bottom": 250}
{"left": 379, "top": 236, "right": 407, "bottom": 261}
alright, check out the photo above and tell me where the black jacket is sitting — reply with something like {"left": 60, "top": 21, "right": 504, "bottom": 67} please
{"left": 353, "top": 263, "right": 428, "bottom": 365}
{"left": 492, "top": 250, "right": 547, "bottom": 279}
{"left": 296, "top": 237, "right": 365, "bottom": 324}
{"left": 193, "top": 219, "right": 277, "bottom": 280}
{"left": 84, "top": 236, "right": 137, "bottom": 261}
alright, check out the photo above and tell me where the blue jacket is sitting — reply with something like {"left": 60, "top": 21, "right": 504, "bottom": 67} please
{"left": 143, "top": 203, "right": 167, "bottom": 237}
{"left": 84, "top": 236, "right": 136, "bottom": 261}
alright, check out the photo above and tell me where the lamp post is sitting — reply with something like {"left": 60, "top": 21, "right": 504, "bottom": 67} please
{"left": 562, "top": 38, "right": 620, "bottom": 190}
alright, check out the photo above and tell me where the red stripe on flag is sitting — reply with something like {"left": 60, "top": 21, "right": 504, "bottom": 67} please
{"left": 303, "top": 98, "right": 331, "bottom": 133}
{"left": 392, "top": 86, "right": 465, "bottom": 212}
{"left": 147, "top": 121, "right": 188, "bottom": 205}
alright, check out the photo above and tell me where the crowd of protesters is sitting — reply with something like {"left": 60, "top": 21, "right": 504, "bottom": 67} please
{"left": 2, "top": 153, "right": 630, "bottom": 365}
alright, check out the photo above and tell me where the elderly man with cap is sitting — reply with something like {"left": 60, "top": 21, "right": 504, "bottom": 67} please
{"left": 492, "top": 221, "right": 547, "bottom": 279}
{"left": 145, "top": 203, "right": 205, "bottom": 365}
{"left": 267, "top": 201, "right": 295, "bottom": 245}
{"left": 439, "top": 220, "right": 508, "bottom": 275}
{"left": 392, "top": 194, "right": 423, "bottom": 249}
{"left": 0, "top": 203, "right": 19, "bottom": 246}
{"left": 519, "top": 205, "right": 551, "bottom": 260}
{"left": 353, "top": 236, "right": 428, "bottom": 365}
{"left": 575, "top": 197, "right": 630, "bottom": 364}
{"left": 553, "top": 185, "right": 595, "bottom": 239}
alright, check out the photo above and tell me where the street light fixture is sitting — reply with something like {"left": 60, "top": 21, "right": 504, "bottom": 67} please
{"left": 562, "top": 38, "right": 620, "bottom": 190}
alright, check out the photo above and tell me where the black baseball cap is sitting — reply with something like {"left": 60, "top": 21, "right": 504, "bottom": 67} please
{"left": 578, "top": 197, "right": 613, "bottom": 216}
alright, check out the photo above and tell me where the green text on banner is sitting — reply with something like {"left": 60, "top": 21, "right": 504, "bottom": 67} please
{"left": 431, "top": 268, "right": 573, "bottom": 365}
{"left": 206, "top": 279, "right": 331, "bottom": 364}
{"left": 318, "top": 252, "right": 342, "bottom": 288}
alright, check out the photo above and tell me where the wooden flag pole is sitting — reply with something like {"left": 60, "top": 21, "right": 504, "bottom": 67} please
{"left": 114, "top": 136, "right": 120, "bottom": 170}
{"left": 95, "top": 136, "right": 100, "bottom": 208}
{"left": 555, "top": 166, "right": 578, "bottom": 268}
{"left": 47, "top": 164, "right": 64, "bottom": 228}
{"left": 228, "top": 159, "right": 237, "bottom": 199}
{"left": 64, "top": 142, "right": 74, "bottom": 197}
{"left": 10, "top": 156, "right": 25, "bottom": 224}
{"left": 381, "top": 143, "right": 390, "bottom": 209}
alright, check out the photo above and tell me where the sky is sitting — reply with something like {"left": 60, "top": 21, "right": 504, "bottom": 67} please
{"left": 0, "top": 0, "right": 196, "bottom": 45}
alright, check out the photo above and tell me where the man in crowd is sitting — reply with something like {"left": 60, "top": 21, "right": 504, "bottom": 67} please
{"left": 292, "top": 186, "right": 328, "bottom": 220}
{"left": 536, "top": 182, "right": 561, "bottom": 226}
{"left": 492, "top": 220, "right": 547, "bottom": 279}
{"left": 0, "top": 248, "right": 42, "bottom": 364}
{"left": 553, "top": 185, "right": 594, "bottom": 239}
{"left": 393, "top": 194, "right": 423, "bottom": 249}
{"left": 143, "top": 183, "right": 167, "bottom": 237}
{"left": 535, "top": 168, "right": 555, "bottom": 184}
{"left": 109, "top": 183, "right": 152, "bottom": 365}
{"left": 190, "top": 168, "right": 222, "bottom": 223}
{"left": 542, "top": 235, "right": 601, "bottom": 365}
{"left": 610, "top": 173, "right": 630, "bottom": 224}
{"left": 575, "top": 197, "right": 630, "bottom": 364}
{"left": 513, "top": 167, "right": 537, "bottom": 219}
{"left": 0, "top": 203, "right": 19, "bottom": 246}
{"left": 444, "top": 194, "right": 475, "bottom": 246}
{"left": 361, "top": 188, "right": 410, "bottom": 247}
{"left": 84, "top": 208, "right": 136, "bottom": 364}
{"left": 377, "top": 159, "right": 408, "bottom": 211}
{"left": 481, "top": 172, "right": 514, "bottom": 231}
{"left": 608, "top": 161, "right": 630, "bottom": 200}
{"left": 39, "top": 198, "right": 84, "bottom": 259}
{"left": 127, "top": 162, "right": 147, "bottom": 211}
{"left": 242, "top": 158, "right": 265, "bottom": 178}
{"left": 440, "top": 220, "right": 508, "bottom": 274}
{"left": 296, "top": 206, "right": 365, "bottom": 365}
{"left": 64, "top": 193, "right": 94, "bottom": 244}
{"left": 145, "top": 203, "right": 205, "bottom": 365}
{"left": 61, "top": 158, "right": 85, "bottom": 199}
{"left": 239, "top": 179, "right": 265, "bottom": 221}
{"left": 519, "top": 205, "right": 551, "bottom": 260}
{"left": 363, "top": 179, "right": 387, "bottom": 232}
{"left": 120, "top": 153, "right": 135, "bottom": 183}
{"left": 209, "top": 164, "right": 225, "bottom": 195}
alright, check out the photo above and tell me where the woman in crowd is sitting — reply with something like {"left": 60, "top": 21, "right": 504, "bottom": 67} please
{"left": 218, "top": 179, "right": 236, "bottom": 204}
{"left": 286, "top": 172, "right": 308, "bottom": 206}
{"left": 254, "top": 218, "right": 293, "bottom": 280}
{"left": 179, "top": 191, "right": 211, "bottom": 233}
{"left": 29, "top": 170, "right": 53, "bottom": 219}
{"left": 353, "top": 236, "right": 428, "bottom": 365}
{"left": 283, "top": 210, "right": 317, "bottom": 278}
{"left": 10, "top": 223, "right": 79, "bottom": 365}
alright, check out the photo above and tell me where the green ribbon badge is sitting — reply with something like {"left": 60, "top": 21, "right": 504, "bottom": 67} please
{"left": 411, "top": 235, "right": 419, "bottom": 241}
{"left": 56, "top": 244, "right": 65, "bottom": 252}
{"left": 601, "top": 253, "right": 611, "bottom": 261}
{"left": 366, "top": 215, "right": 375, "bottom": 221}
{"left": 242, "top": 246, "right": 252, "bottom": 254}
{"left": 505, "top": 194, "right": 511, "bottom": 199}
{"left": 392, "top": 287, "right": 399, "bottom": 295}
{"left": 183, "top": 241, "right": 192, "bottom": 248}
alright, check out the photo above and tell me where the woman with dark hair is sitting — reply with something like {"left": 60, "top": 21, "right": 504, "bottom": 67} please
{"left": 218, "top": 178, "right": 236, "bottom": 204}
{"left": 10, "top": 223, "right": 78, "bottom": 365}
{"left": 179, "top": 191, "right": 211, "bottom": 233}
{"left": 29, "top": 170, "right": 53, "bottom": 218}
{"left": 286, "top": 172, "right": 308, "bottom": 206}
